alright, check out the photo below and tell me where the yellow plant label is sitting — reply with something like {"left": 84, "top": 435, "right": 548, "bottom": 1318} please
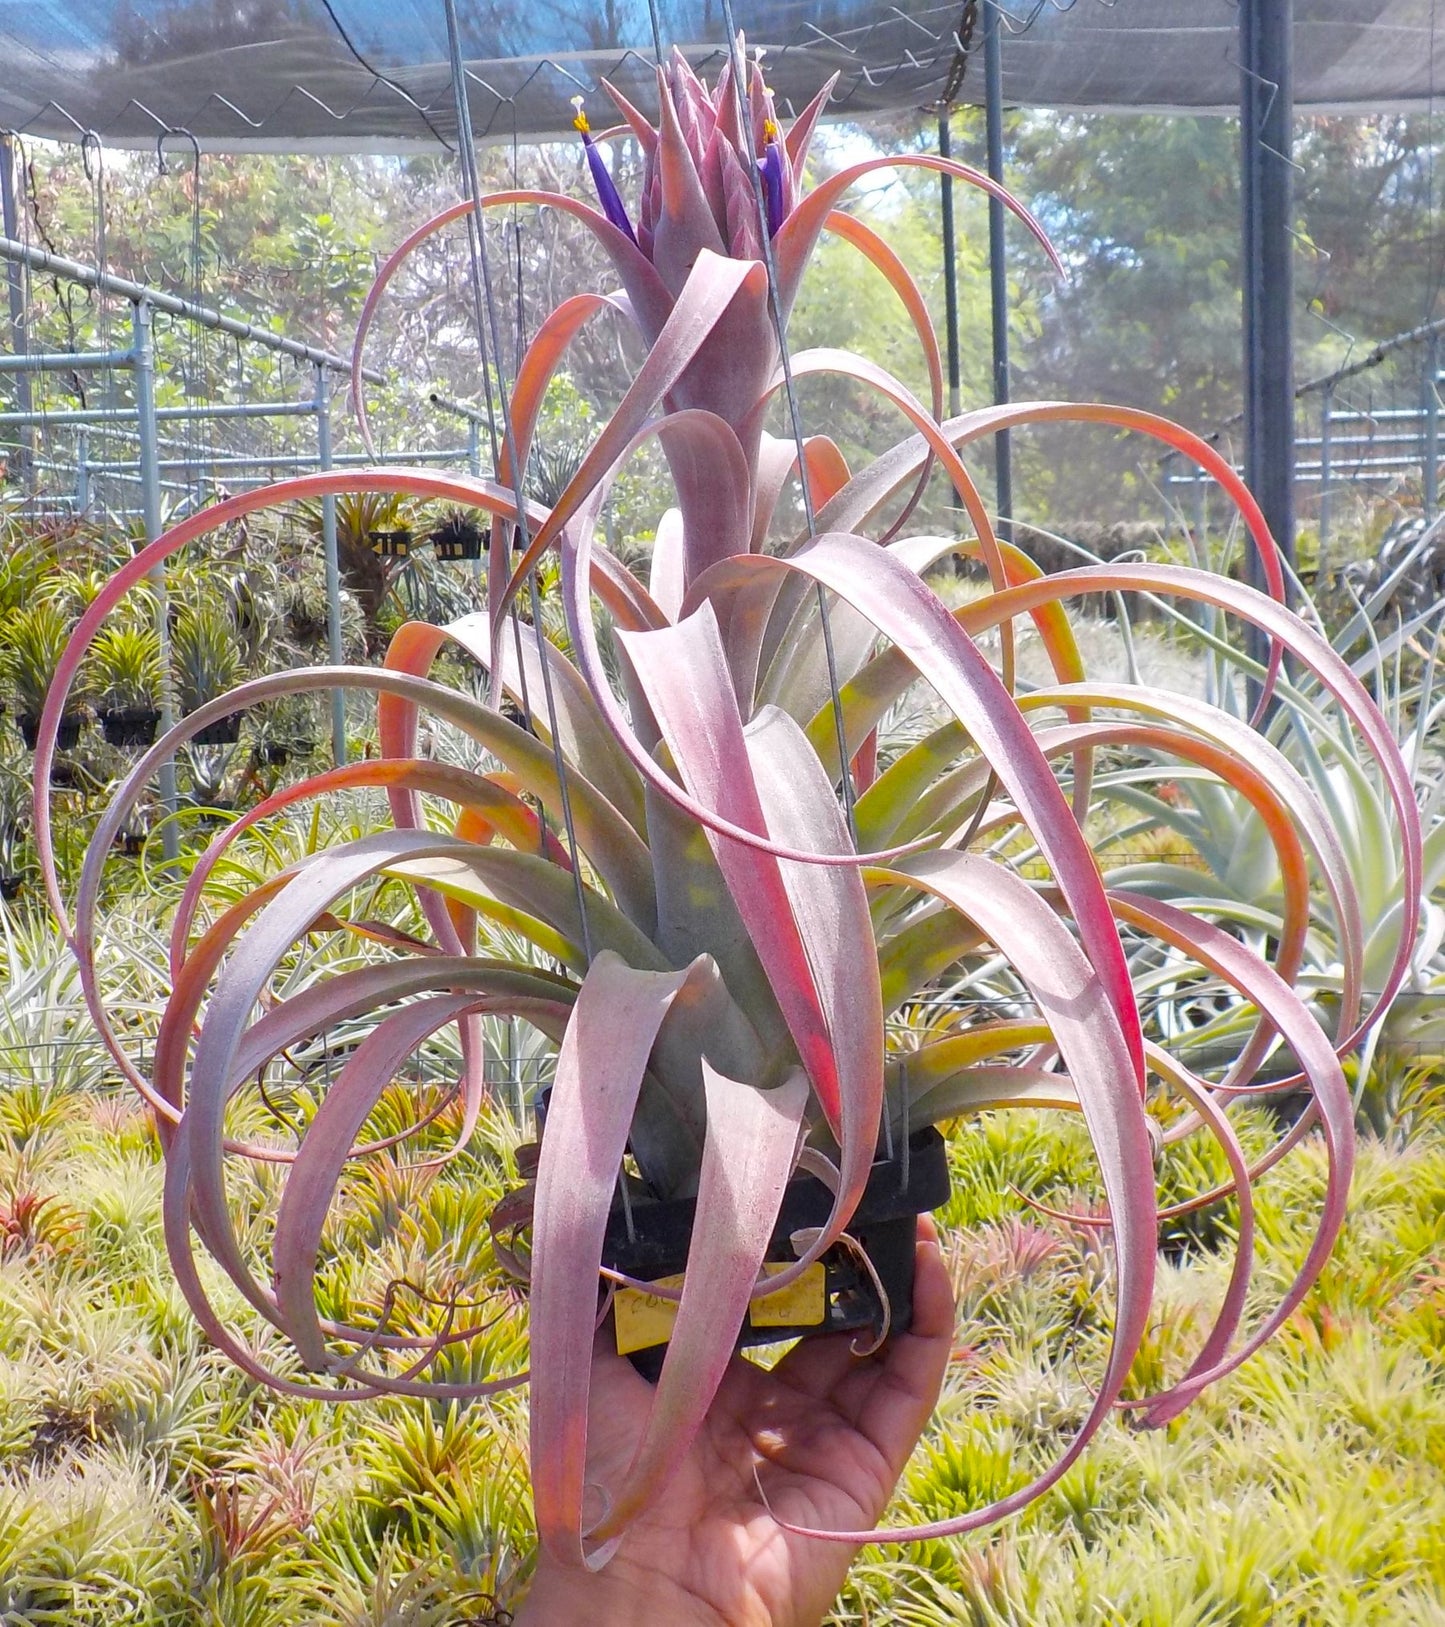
{"left": 613, "top": 1273, "right": 685, "bottom": 1356}
{"left": 613, "top": 1264, "right": 827, "bottom": 1356}
{"left": 748, "top": 1262, "right": 827, "bottom": 1329}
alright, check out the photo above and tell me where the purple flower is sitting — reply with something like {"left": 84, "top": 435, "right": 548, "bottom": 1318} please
{"left": 758, "top": 119, "right": 787, "bottom": 239}
{"left": 571, "top": 99, "right": 638, "bottom": 246}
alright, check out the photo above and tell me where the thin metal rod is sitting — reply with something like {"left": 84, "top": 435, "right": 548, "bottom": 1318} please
{"left": 0, "top": 234, "right": 383, "bottom": 380}
{"left": 938, "top": 115, "right": 962, "bottom": 423}
{"left": 442, "top": 0, "right": 594, "bottom": 966}
{"left": 1425, "top": 335, "right": 1439, "bottom": 521}
{"left": 0, "top": 348, "right": 134, "bottom": 372}
{"left": 0, "top": 137, "right": 31, "bottom": 482}
{"left": 1317, "top": 383, "right": 1333, "bottom": 557}
{"left": 65, "top": 447, "right": 472, "bottom": 476}
{"left": 75, "top": 427, "right": 89, "bottom": 514}
{"left": 527, "top": 570, "right": 593, "bottom": 961}
{"left": 467, "top": 421, "right": 483, "bottom": 578}
{"left": 133, "top": 300, "right": 180, "bottom": 865}
{"left": 1240, "top": 0, "right": 1296, "bottom": 710}
{"left": 0, "top": 400, "right": 319, "bottom": 427}
{"left": 1193, "top": 466, "right": 1207, "bottom": 576}
{"left": 983, "top": 0, "right": 1012, "bottom": 539}
{"left": 314, "top": 365, "right": 348, "bottom": 769}
{"left": 1240, "top": 0, "right": 1296, "bottom": 572}
{"left": 1256, "top": 312, "right": 1445, "bottom": 414}
{"left": 714, "top": 2, "right": 858, "bottom": 842}
{"left": 429, "top": 390, "right": 494, "bottom": 427}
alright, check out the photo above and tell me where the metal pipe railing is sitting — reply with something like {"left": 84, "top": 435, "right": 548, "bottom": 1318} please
{"left": 0, "top": 399, "right": 320, "bottom": 427}
{"left": 0, "top": 233, "right": 381, "bottom": 382}
{"left": 0, "top": 236, "right": 497, "bottom": 838}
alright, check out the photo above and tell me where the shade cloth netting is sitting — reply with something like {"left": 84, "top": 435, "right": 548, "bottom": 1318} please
{"left": 0, "top": 0, "right": 1439, "bottom": 152}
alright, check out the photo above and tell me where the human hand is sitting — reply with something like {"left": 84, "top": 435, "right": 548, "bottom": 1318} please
{"left": 516, "top": 1214, "right": 955, "bottom": 1627}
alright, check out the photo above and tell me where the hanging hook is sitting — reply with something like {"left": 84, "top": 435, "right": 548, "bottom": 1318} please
{"left": 156, "top": 126, "right": 201, "bottom": 178}
{"left": 79, "top": 129, "right": 104, "bottom": 185}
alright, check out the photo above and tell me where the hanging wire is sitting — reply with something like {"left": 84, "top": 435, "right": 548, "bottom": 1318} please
{"left": 510, "top": 106, "right": 528, "bottom": 372}
{"left": 441, "top": 0, "right": 594, "bottom": 968}
{"left": 500, "top": 98, "right": 593, "bottom": 968}
{"left": 157, "top": 129, "right": 208, "bottom": 511}
{"left": 78, "top": 129, "right": 121, "bottom": 514}
{"left": 19, "top": 136, "right": 69, "bottom": 501}
{"left": 1423, "top": 0, "right": 1443, "bottom": 323}
{"left": 430, "top": 27, "right": 545, "bottom": 817}
{"left": 80, "top": 132, "right": 107, "bottom": 357}
{"left": 712, "top": 2, "right": 860, "bottom": 845}
{"left": 317, "top": 0, "right": 452, "bottom": 148}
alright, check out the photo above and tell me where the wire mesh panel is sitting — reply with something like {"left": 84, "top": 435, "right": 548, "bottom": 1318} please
{"left": 1, "top": 2, "right": 1444, "bottom": 151}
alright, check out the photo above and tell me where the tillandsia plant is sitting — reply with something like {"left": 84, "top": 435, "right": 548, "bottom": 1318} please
{"left": 34, "top": 44, "right": 1424, "bottom": 1569}
{"left": 5, "top": 599, "right": 91, "bottom": 750}
{"left": 91, "top": 622, "right": 167, "bottom": 749}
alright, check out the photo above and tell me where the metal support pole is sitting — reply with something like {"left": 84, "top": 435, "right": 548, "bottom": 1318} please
{"left": 0, "top": 400, "right": 326, "bottom": 428}
{"left": 314, "top": 364, "right": 347, "bottom": 768}
{"left": 0, "top": 347, "right": 135, "bottom": 372}
{"left": 1318, "top": 383, "right": 1333, "bottom": 560}
{"left": 1241, "top": 0, "right": 1296, "bottom": 655}
{"left": 133, "top": 300, "right": 180, "bottom": 864}
{"left": 938, "top": 115, "right": 963, "bottom": 423}
{"left": 467, "top": 418, "right": 483, "bottom": 577}
{"left": 67, "top": 447, "right": 470, "bottom": 478}
{"left": 1194, "top": 466, "right": 1207, "bottom": 558}
{"left": 0, "top": 137, "right": 32, "bottom": 483}
{"left": 983, "top": 0, "right": 1012, "bottom": 538}
{"left": 75, "top": 428, "right": 89, "bottom": 515}
{"left": 1424, "top": 335, "right": 1439, "bottom": 521}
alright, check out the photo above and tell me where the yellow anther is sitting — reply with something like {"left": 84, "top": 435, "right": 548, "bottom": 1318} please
{"left": 571, "top": 96, "right": 590, "bottom": 135}
{"left": 763, "top": 117, "right": 780, "bottom": 144}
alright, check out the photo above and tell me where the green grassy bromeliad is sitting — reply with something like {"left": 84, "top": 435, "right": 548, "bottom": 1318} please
{"left": 34, "top": 48, "right": 1424, "bottom": 1571}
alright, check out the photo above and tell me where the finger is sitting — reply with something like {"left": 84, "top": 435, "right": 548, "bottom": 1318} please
{"left": 908, "top": 1214, "right": 955, "bottom": 1343}
{"left": 849, "top": 1217, "right": 955, "bottom": 1476}
{"left": 770, "top": 1215, "right": 953, "bottom": 1409}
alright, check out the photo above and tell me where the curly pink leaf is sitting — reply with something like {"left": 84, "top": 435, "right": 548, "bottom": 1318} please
{"left": 529, "top": 951, "right": 699, "bottom": 1566}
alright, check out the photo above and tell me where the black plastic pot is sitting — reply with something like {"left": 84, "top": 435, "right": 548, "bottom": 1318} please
{"left": 432, "top": 525, "right": 485, "bottom": 562}
{"left": 47, "top": 760, "right": 84, "bottom": 790}
{"left": 481, "top": 524, "right": 525, "bottom": 553}
{"left": 19, "top": 713, "right": 84, "bottom": 752}
{"left": 433, "top": 539, "right": 482, "bottom": 562}
{"left": 99, "top": 706, "right": 161, "bottom": 749}
{"left": 0, "top": 875, "right": 23, "bottom": 901}
{"left": 602, "top": 1128, "right": 951, "bottom": 1382}
{"left": 369, "top": 528, "right": 412, "bottom": 559}
{"left": 192, "top": 713, "right": 242, "bottom": 746}
{"left": 257, "top": 735, "right": 316, "bottom": 767}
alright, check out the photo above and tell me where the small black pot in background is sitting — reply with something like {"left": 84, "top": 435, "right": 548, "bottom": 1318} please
{"left": 369, "top": 528, "right": 413, "bottom": 559}
{"left": 192, "top": 713, "right": 242, "bottom": 747}
{"left": 431, "top": 515, "right": 486, "bottom": 561}
{"left": 19, "top": 713, "right": 85, "bottom": 752}
{"left": 256, "top": 737, "right": 316, "bottom": 768}
{"left": 99, "top": 707, "right": 161, "bottom": 749}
